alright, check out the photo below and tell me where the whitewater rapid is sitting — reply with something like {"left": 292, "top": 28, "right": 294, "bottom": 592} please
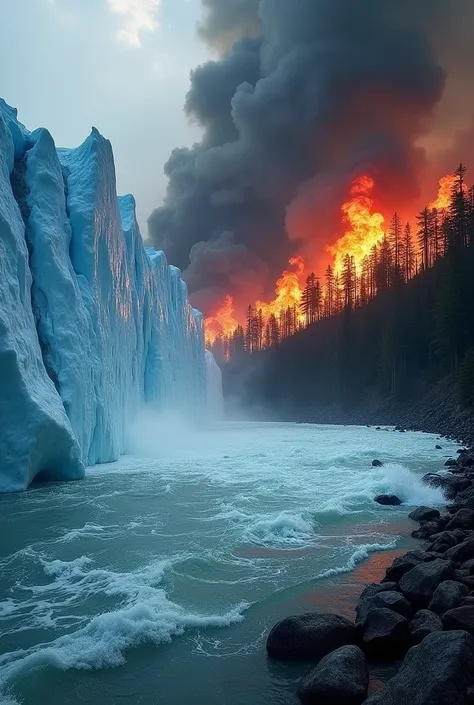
{"left": 0, "top": 422, "right": 458, "bottom": 705}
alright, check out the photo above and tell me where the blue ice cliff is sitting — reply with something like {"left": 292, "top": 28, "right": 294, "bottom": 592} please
{"left": 0, "top": 101, "right": 215, "bottom": 492}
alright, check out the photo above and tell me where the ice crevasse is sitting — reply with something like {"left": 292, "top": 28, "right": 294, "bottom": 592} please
{"left": 0, "top": 100, "right": 219, "bottom": 492}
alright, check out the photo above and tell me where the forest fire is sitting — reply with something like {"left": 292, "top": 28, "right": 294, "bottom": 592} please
{"left": 330, "top": 175, "right": 385, "bottom": 275}
{"left": 254, "top": 256, "right": 306, "bottom": 325}
{"left": 204, "top": 167, "right": 469, "bottom": 352}
{"left": 204, "top": 295, "right": 239, "bottom": 345}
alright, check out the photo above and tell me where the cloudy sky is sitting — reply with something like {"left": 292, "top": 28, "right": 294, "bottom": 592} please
{"left": 0, "top": 0, "right": 210, "bottom": 229}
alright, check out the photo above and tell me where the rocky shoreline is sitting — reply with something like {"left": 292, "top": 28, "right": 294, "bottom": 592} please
{"left": 265, "top": 443, "right": 474, "bottom": 704}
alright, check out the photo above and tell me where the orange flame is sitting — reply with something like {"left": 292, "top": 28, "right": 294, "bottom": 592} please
{"left": 204, "top": 295, "right": 238, "bottom": 345}
{"left": 329, "top": 175, "right": 385, "bottom": 275}
{"left": 429, "top": 174, "right": 463, "bottom": 211}
{"left": 254, "top": 256, "right": 306, "bottom": 324}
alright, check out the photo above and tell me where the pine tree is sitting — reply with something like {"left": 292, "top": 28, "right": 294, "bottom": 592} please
{"left": 324, "top": 265, "right": 335, "bottom": 317}
{"left": 390, "top": 212, "right": 403, "bottom": 273}
{"left": 402, "top": 223, "right": 414, "bottom": 281}
{"left": 417, "top": 208, "right": 431, "bottom": 270}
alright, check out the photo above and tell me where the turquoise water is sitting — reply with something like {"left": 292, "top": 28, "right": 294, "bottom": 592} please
{"left": 0, "top": 422, "right": 457, "bottom": 705}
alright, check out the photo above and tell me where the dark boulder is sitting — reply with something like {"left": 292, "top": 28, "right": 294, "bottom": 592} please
{"left": 436, "top": 445, "right": 443, "bottom": 450}
{"left": 460, "top": 455, "right": 474, "bottom": 468}
{"left": 443, "top": 606, "right": 474, "bottom": 635}
{"left": 364, "top": 631, "right": 474, "bottom": 705}
{"left": 446, "top": 539, "right": 474, "bottom": 563}
{"left": 446, "top": 509, "right": 474, "bottom": 531}
{"left": 374, "top": 495, "right": 401, "bottom": 506}
{"left": 372, "top": 459, "right": 383, "bottom": 467}
{"left": 428, "top": 531, "right": 463, "bottom": 554}
{"left": 266, "top": 613, "right": 356, "bottom": 661}
{"left": 297, "top": 645, "right": 368, "bottom": 705}
{"left": 422, "top": 473, "right": 446, "bottom": 488}
{"left": 428, "top": 580, "right": 468, "bottom": 615}
{"left": 399, "top": 559, "right": 454, "bottom": 605}
{"left": 359, "top": 608, "right": 409, "bottom": 658}
{"left": 445, "top": 459, "right": 458, "bottom": 467}
{"left": 384, "top": 551, "right": 435, "bottom": 583}
{"left": 409, "top": 506, "right": 441, "bottom": 522}
{"left": 359, "top": 582, "right": 399, "bottom": 601}
{"left": 356, "top": 591, "right": 410, "bottom": 624}
{"left": 409, "top": 609, "right": 443, "bottom": 645}
{"left": 461, "top": 558, "right": 474, "bottom": 574}
{"left": 412, "top": 521, "right": 441, "bottom": 539}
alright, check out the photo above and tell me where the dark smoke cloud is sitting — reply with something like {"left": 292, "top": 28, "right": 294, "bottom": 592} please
{"left": 148, "top": 0, "right": 474, "bottom": 315}
{"left": 197, "top": 0, "right": 261, "bottom": 55}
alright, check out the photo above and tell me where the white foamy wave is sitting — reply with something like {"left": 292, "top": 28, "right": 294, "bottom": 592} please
{"left": 0, "top": 552, "right": 250, "bottom": 701}
{"left": 59, "top": 523, "right": 115, "bottom": 542}
{"left": 318, "top": 540, "right": 397, "bottom": 578}
{"left": 245, "top": 512, "right": 315, "bottom": 547}
{"left": 379, "top": 464, "right": 445, "bottom": 506}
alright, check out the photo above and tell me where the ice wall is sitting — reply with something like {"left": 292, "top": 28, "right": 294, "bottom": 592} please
{"left": 0, "top": 101, "right": 208, "bottom": 492}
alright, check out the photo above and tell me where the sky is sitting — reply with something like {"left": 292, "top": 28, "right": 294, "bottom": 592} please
{"left": 0, "top": 0, "right": 210, "bottom": 230}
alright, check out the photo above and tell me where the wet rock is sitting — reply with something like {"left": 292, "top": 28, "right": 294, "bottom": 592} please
{"left": 445, "top": 459, "right": 457, "bottom": 467}
{"left": 428, "top": 580, "right": 468, "bottom": 615}
{"left": 422, "top": 473, "right": 445, "bottom": 488}
{"left": 445, "top": 539, "right": 474, "bottom": 563}
{"left": 399, "top": 559, "right": 454, "bottom": 605}
{"left": 443, "top": 606, "right": 474, "bottom": 635}
{"left": 412, "top": 521, "right": 441, "bottom": 539}
{"left": 372, "top": 459, "right": 383, "bottom": 467}
{"left": 428, "top": 530, "right": 464, "bottom": 554}
{"left": 446, "top": 509, "right": 474, "bottom": 531}
{"left": 374, "top": 494, "right": 401, "bottom": 506}
{"left": 436, "top": 445, "right": 443, "bottom": 450}
{"left": 359, "top": 582, "right": 399, "bottom": 601}
{"left": 297, "top": 645, "right": 368, "bottom": 705}
{"left": 356, "top": 591, "right": 410, "bottom": 624}
{"left": 384, "top": 551, "right": 435, "bottom": 583}
{"left": 266, "top": 613, "right": 356, "bottom": 661}
{"left": 409, "top": 507, "right": 441, "bottom": 522}
{"left": 365, "top": 631, "right": 474, "bottom": 705}
{"left": 461, "top": 558, "right": 474, "bottom": 574}
{"left": 359, "top": 608, "right": 409, "bottom": 658}
{"left": 409, "top": 609, "right": 443, "bottom": 645}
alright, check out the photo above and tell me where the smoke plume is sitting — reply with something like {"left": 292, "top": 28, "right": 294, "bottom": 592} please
{"left": 148, "top": 0, "right": 474, "bottom": 316}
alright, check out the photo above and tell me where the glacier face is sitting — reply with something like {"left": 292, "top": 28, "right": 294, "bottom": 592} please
{"left": 0, "top": 100, "right": 209, "bottom": 492}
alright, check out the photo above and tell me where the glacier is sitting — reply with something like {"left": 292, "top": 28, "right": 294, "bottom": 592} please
{"left": 0, "top": 100, "right": 213, "bottom": 493}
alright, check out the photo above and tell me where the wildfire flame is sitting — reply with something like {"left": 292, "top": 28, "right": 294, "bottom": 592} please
{"left": 429, "top": 174, "right": 461, "bottom": 211}
{"left": 204, "top": 295, "right": 238, "bottom": 345}
{"left": 204, "top": 170, "right": 467, "bottom": 348}
{"left": 330, "top": 175, "right": 385, "bottom": 275}
{"left": 254, "top": 256, "right": 306, "bottom": 324}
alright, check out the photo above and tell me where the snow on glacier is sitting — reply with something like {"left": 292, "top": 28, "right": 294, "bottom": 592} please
{"left": 0, "top": 100, "right": 210, "bottom": 492}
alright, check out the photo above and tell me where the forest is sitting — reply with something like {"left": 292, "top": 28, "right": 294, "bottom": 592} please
{"left": 221, "top": 165, "right": 474, "bottom": 416}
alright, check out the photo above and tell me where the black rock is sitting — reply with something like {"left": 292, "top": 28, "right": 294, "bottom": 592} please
{"left": 409, "top": 506, "right": 441, "bottom": 522}
{"left": 364, "top": 631, "right": 474, "bottom": 705}
{"left": 446, "top": 539, "right": 474, "bottom": 563}
{"left": 356, "top": 591, "right": 410, "bottom": 624}
{"left": 428, "top": 530, "right": 463, "bottom": 554}
{"left": 409, "top": 609, "right": 443, "bottom": 645}
{"left": 461, "top": 558, "right": 474, "bottom": 574}
{"left": 359, "top": 607, "right": 409, "bottom": 658}
{"left": 374, "top": 494, "right": 402, "bottom": 506}
{"left": 446, "top": 509, "right": 474, "bottom": 531}
{"left": 436, "top": 445, "right": 443, "bottom": 450}
{"left": 445, "top": 459, "right": 458, "bottom": 467}
{"left": 428, "top": 580, "right": 468, "bottom": 615}
{"left": 384, "top": 551, "right": 435, "bottom": 583}
{"left": 359, "top": 582, "right": 400, "bottom": 600}
{"left": 412, "top": 521, "right": 441, "bottom": 539}
{"left": 399, "top": 559, "right": 454, "bottom": 605}
{"left": 266, "top": 613, "right": 356, "bottom": 661}
{"left": 422, "top": 473, "right": 445, "bottom": 488}
{"left": 372, "top": 459, "right": 383, "bottom": 467}
{"left": 443, "top": 606, "right": 474, "bottom": 635}
{"left": 297, "top": 645, "right": 368, "bottom": 705}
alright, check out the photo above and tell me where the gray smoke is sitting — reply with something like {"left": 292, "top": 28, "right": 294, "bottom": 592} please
{"left": 148, "top": 0, "right": 474, "bottom": 317}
